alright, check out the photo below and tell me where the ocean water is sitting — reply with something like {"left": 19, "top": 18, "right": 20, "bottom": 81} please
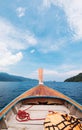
{"left": 0, "top": 82, "right": 82, "bottom": 110}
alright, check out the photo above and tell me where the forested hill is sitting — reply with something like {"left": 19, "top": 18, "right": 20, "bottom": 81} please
{"left": 64, "top": 73, "right": 82, "bottom": 82}
{"left": 0, "top": 72, "right": 38, "bottom": 82}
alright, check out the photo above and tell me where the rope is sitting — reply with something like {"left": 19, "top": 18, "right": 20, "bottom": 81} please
{"left": 16, "top": 105, "right": 45, "bottom": 122}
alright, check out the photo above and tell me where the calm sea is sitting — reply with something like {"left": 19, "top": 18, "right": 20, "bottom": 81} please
{"left": 0, "top": 82, "right": 82, "bottom": 110}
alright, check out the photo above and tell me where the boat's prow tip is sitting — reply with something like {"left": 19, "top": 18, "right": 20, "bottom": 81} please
{"left": 39, "top": 81, "right": 44, "bottom": 85}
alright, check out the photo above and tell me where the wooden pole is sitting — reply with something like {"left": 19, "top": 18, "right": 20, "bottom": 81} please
{"left": 38, "top": 68, "right": 43, "bottom": 84}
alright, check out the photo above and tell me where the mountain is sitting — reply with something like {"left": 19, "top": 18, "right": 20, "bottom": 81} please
{"left": 0, "top": 72, "right": 38, "bottom": 82}
{"left": 64, "top": 73, "right": 82, "bottom": 82}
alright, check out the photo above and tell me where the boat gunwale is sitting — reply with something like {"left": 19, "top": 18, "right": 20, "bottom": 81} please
{"left": 0, "top": 95, "right": 82, "bottom": 120}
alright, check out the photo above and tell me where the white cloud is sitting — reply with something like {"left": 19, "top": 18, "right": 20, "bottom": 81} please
{"left": 16, "top": 7, "right": 26, "bottom": 18}
{"left": 65, "top": 70, "right": 82, "bottom": 76}
{"left": 59, "top": 0, "right": 82, "bottom": 40}
{"left": 27, "top": 70, "right": 38, "bottom": 79}
{"left": 24, "top": 34, "right": 37, "bottom": 45}
{"left": 37, "top": 38, "right": 66, "bottom": 53}
{"left": 59, "top": 69, "right": 82, "bottom": 81}
{"left": 44, "top": 69, "right": 58, "bottom": 76}
{"left": 30, "top": 49, "right": 36, "bottom": 54}
{"left": 0, "top": 18, "right": 37, "bottom": 69}
{"left": 43, "top": 69, "right": 65, "bottom": 81}
{"left": 43, "top": 68, "right": 82, "bottom": 81}
{"left": 0, "top": 52, "right": 23, "bottom": 66}
{"left": 27, "top": 69, "right": 60, "bottom": 81}
{"left": 0, "top": 19, "right": 37, "bottom": 50}
{"left": 59, "top": 64, "right": 75, "bottom": 70}
{"left": 43, "top": 0, "right": 82, "bottom": 40}
{"left": 0, "top": 67, "right": 9, "bottom": 72}
{"left": 43, "top": 0, "right": 51, "bottom": 8}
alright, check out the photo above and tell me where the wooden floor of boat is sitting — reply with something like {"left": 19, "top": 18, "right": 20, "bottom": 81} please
{"left": 4, "top": 105, "right": 70, "bottom": 130}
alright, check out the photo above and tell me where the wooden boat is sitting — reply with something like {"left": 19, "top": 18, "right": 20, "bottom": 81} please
{"left": 0, "top": 69, "right": 82, "bottom": 130}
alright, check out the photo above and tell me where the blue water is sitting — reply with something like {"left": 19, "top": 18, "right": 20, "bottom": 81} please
{"left": 0, "top": 82, "right": 82, "bottom": 110}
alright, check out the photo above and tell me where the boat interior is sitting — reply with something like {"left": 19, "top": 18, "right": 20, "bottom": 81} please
{"left": 0, "top": 96, "right": 82, "bottom": 130}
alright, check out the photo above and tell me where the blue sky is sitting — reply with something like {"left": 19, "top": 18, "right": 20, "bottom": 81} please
{"left": 0, "top": 0, "right": 82, "bottom": 81}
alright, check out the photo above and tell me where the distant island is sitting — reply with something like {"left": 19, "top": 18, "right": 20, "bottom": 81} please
{"left": 64, "top": 73, "right": 82, "bottom": 82}
{"left": 0, "top": 72, "right": 38, "bottom": 82}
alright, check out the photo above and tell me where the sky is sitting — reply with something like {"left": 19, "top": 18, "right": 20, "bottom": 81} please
{"left": 0, "top": 0, "right": 82, "bottom": 81}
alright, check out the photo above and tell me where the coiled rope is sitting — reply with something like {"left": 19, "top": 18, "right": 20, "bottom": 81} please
{"left": 16, "top": 105, "right": 45, "bottom": 122}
